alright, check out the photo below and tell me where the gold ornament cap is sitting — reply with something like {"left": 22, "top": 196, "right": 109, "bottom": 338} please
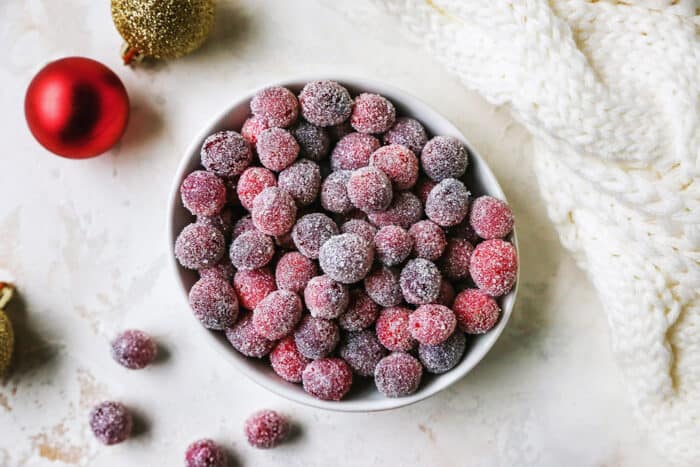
{"left": 111, "top": 0, "right": 215, "bottom": 64}
{"left": 0, "top": 283, "right": 14, "bottom": 375}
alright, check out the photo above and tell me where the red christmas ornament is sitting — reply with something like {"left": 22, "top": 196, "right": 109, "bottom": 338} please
{"left": 24, "top": 57, "right": 129, "bottom": 159}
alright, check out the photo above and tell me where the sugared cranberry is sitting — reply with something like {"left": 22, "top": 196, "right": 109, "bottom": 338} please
{"left": 350, "top": 93, "right": 396, "bottom": 134}
{"left": 251, "top": 86, "right": 299, "bottom": 128}
{"left": 275, "top": 251, "right": 317, "bottom": 293}
{"left": 374, "top": 225, "right": 412, "bottom": 267}
{"left": 383, "top": 117, "right": 428, "bottom": 154}
{"left": 421, "top": 136, "right": 468, "bottom": 181}
{"left": 338, "top": 288, "right": 379, "bottom": 331}
{"left": 440, "top": 238, "right": 474, "bottom": 280}
{"left": 425, "top": 178, "right": 470, "bottom": 227}
{"left": 252, "top": 186, "right": 297, "bottom": 236}
{"left": 175, "top": 223, "right": 225, "bottom": 270}
{"left": 189, "top": 277, "right": 239, "bottom": 330}
{"left": 399, "top": 258, "right": 441, "bottom": 305}
{"left": 294, "top": 315, "right": 340, "bottom": 360}
{"left": 111, "top": 330, "right": 157, "bottom": 370}
{"left": 229, "top": 229, "right": 275, "bottom": 270}
{"left": 253, "top": 290, "right": 302, "bottom": 340}
{"left": 376, "top": 307, "right": 415, "bottom": 352}
{"left": 225, "top": 313, "right": 274, "bottom": 358}
{"left": 409, "top": 304, "right": 456, "bottom": 345}
{"left": 257, "top": 128, "right": 299, "bottom": 172}
{"left": 340, "top": 219, "right": 377, "bottom": 245}
{"left": 89, "top": 401, "right": 133, "bottom": 445}
{"left": 236, "top": 167, "right": 277, "bottom": 211}
{"left": 408, "top": 220, "right": 446, "bottom": 261}
{"left": 367, "top": 191, "right": 422, "bottom": 229}
{"left": 270, "top": 336, "right": 310, "bottom": 383}
{"left": 298, "top": 80, "right": 353, "bottom": 127}
{"left": 180, "top": 170, "right": 226, "bottom": 216}
{"left": 185, "top": 439, "right": 227, "bottom": 467}
{"left": 304, "top": 275, "right": 349, "bottom": 319}
{"left": 374, "top": 353, "right": 422, "bottom": 397}
{"left": 321, "top": 170, "right": 353, "bottom": 214}
{"left": 233, "top": 268, "right": 276, "bottom": 311}
{"left": 244, "top": 409, "right": 290, "bottom": 449}
{"left": 319, "top": 234, "right": 374, "bottom": 284}
{"left": 414, "top": 177, "right": 437, "bottom": 205}
{"left": 364, "top": 267, "right": 403, "bottom": 307}
{"left": 339, "top": 330, "right": 388, "bottom": 377}
{"left": 469, "top": 239, "right": 517, "bottom": 296}
{"left": 418, "top": 331, "right": 466, "bottom": 374}
{"left": 370, "top": 144, "right": 418, "bottom": 190}
{"left": 302, "top": 358, "right": 353, "bottom": 401}
{"left": 331, "top": 133, "right": 381, "bottom": 171}
{"left": 468, "top": 195, "right": 514, "bottom": 240}
{"left": 292, "top": 213, "right": 339, "bottom": 259}
{"left": 347, "top": 167, "right": 393, "bottom": 213}
{"left": 201, "top": 130, "right": 252, "bottom": 177}
{"left": 197, "top": 206, "right": 233, "bottom": 240}
{"left": 453, "top": 288, "right": 501, "bottom": 333}
{"left": 278, "top": 159, "right": 321, "bottom": 206}
{"left": 241, "top": 115, "right": 271, "bottom": 146}
{"left": 292, "top": 120, "right": 331, "bottom": 161}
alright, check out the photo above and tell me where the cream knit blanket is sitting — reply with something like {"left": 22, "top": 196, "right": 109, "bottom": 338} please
{"left": 374, "top": 0, "right": 700, "bottom": 464}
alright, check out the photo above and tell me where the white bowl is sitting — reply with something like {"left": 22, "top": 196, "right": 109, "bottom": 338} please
{"left": 168, "top": 77, "right": 519, "bottom": 412}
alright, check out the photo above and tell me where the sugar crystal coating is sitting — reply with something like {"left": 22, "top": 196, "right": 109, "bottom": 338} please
{"left": 292, "top": 213, "right": 339, "bottom": 259}
{"left": 413, "top": 177, "right": 437, "bottom": 205}
{"left": 421, "top": 136, "right": 468, "bottom": 182}
{"left": 278, "top": 159, "right": 321, "bottom": 206}
{"left": 181, "top": 170, "right": 226, "bottom": 216}
{"left": 201, "top": 130, "right": 252, "bottom": 177}
{"left": 304, "top": 275, "right": 349, "bottom": 319}
{"left": 230, "top": 229, "right": 275, "bottom": 270}
{"left": 319, "top": 233, "right": 374, "bottom": 284}
{"left": 197, "top": 206, "right": 233, "bottom": 240}
{"left": 418, "top": 330, "right": 466, "bottom": 374}
{"left": 232, "top": 214, "right": 257, "bottom": 240}
{"left": 89, "top": 401, "right": 132, "bottom": 445}
{"left": 331, "top": 133, "right": 381, "bottom": 171}
{"left": 408, "top": 220, "right": 446, "bottom": 261}
{"left": 237, "top": 167, "right": 277, "bottom": 211}
{"left": 225, "top": 312, "right": 274, "bottom": 357}
{"left": 292, "top": 120, "right": 331, "bottom": 161}
{"left": 251, "top": 86, "right": 299, "bottom": 128}
{"left": 189, "top": 277, "right": 239, "bottom": 330}
{"left": 234, "top": 268, "right": 276, "bottom": 311}
{"left": 270, "top": 336, "right": 310, "bottom": 383}
{"left": 257, "top": 128, "right": 300, "bottom": 172}
{"left": 302, "top": 358, "right": 353, "bottom": 401}
{"left": 469, "top": 195, "right": 514, "bottom": 240}
{"left": 185, "top": 439, "right": 227, "bottom": 467}
{"left": 321, "top": 170, "right": 353, "bottom": 214}
{"left": 399, "top": 258, "right": 441, "bottom": 305}
{"left": 275, "top": 251, "right": 318, "bottom": 293}
{"left": 175, "top": 223, "right": 225, "bottom": 270}
{"left": 199, "top": 259, "right": 235, "bottom": 282}
{"left": 350, "top": 93, "right": 396, "bottom": 134}
{"left": 374, "top": 225, "right": 412, "bottom": 267}
{"left": 364, "top": 267, "right": 403, "bottom": 307}
{"left": 347, "top": 166, "right": 393, "bottom": 213}
{"left": 340, "top": 219, "right": 377, "bottom": 246}
{"left": 338, "top": 288, "right": 379, "bottom": 331}
{"left": 383, "top": 117, "right": 428, "bottom": 154}
{"left": 440, "top": 238, "right": 475, "bottom": 280}
{"left": 299, "top": 80, "right": 353, "bottom": 127}
{"left": 453, "top": 288, "right": 501, "bottom": 333}
{"left": 425, "top": 178, "right": 470, "bottom": 227}
{"left": 370, "top": 144, "right": 419, "bottom": 190}
{"left": 367, "top": 191, "right": 422, "bottom": 229}
{"left": 375, "top": 307, "right": 415, "bottom": 352}
{"left": 339, "top": 330, "right": 388, "bottom": 377}
{"left": 435, "top": 280, "right": 456, "bottom": 308}
{"left": 253, "top": 290, "right": 302, "bottom": 340}
{"left": 469, "top": 239, "right": 518, "bottom": 296}
{"left": 409, "top": 304, "right": 457, "bottom": 345}
{"left": 241, "top": 115, "right": 271, "bottom": 146}
{"left": 244, "top": 409, "right": 290, "bottom": 449}
{"left": 252, "top": 186, "right": 297, "bottom": 236}
{"left": 294, "top": 315, "right": 340, "bottom": 360}
{"left": 111, "top": 329, "right": 157, "bottom": 370}
{"left": 374, "top": 352, "right": 422, "bottom": 397}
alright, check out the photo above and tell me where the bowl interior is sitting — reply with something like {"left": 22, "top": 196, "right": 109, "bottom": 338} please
{"left": 168, "top": 78, "right": 518, "bottom": 412}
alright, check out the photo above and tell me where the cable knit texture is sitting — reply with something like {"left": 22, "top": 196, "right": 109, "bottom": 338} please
{"left": 373, "top": 0, "right": 700, "bottom": 464}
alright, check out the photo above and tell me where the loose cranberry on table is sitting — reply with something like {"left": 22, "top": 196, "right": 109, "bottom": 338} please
{"left": 185, "top": 439, "right": 227, "bottom": 467}
{"left": 89, "top": 401, "right": 133, "bottom": 445}
{"left": 111, "top": 330, "right": 157, "bottom": 370}
{"left": 244, "top": 409, "right": 290, "bottom": 449}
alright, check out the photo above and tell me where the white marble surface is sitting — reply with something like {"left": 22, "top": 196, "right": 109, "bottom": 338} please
{"left": 0, "top": 1, "right": 667, "bottom": 466}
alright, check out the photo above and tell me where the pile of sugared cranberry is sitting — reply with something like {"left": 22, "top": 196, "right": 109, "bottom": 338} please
{"left": 174, "top": 81, "right": 517, "bottom": 401}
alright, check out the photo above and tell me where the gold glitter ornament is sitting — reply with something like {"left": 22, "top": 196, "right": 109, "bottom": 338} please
{"left": 0, "top": 283, "right": 14, "bottom": 375}
{"left": 111, "top": 0, "right": 215, "bottom": 64}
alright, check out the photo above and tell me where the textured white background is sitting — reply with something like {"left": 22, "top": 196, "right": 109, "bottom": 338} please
{"left": 0, "top": 1, "right": 666, "bottom": 466}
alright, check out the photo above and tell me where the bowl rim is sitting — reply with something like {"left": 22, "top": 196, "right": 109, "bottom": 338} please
{"left": 167, "top": 75, "right": 520, "bottom": 412}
